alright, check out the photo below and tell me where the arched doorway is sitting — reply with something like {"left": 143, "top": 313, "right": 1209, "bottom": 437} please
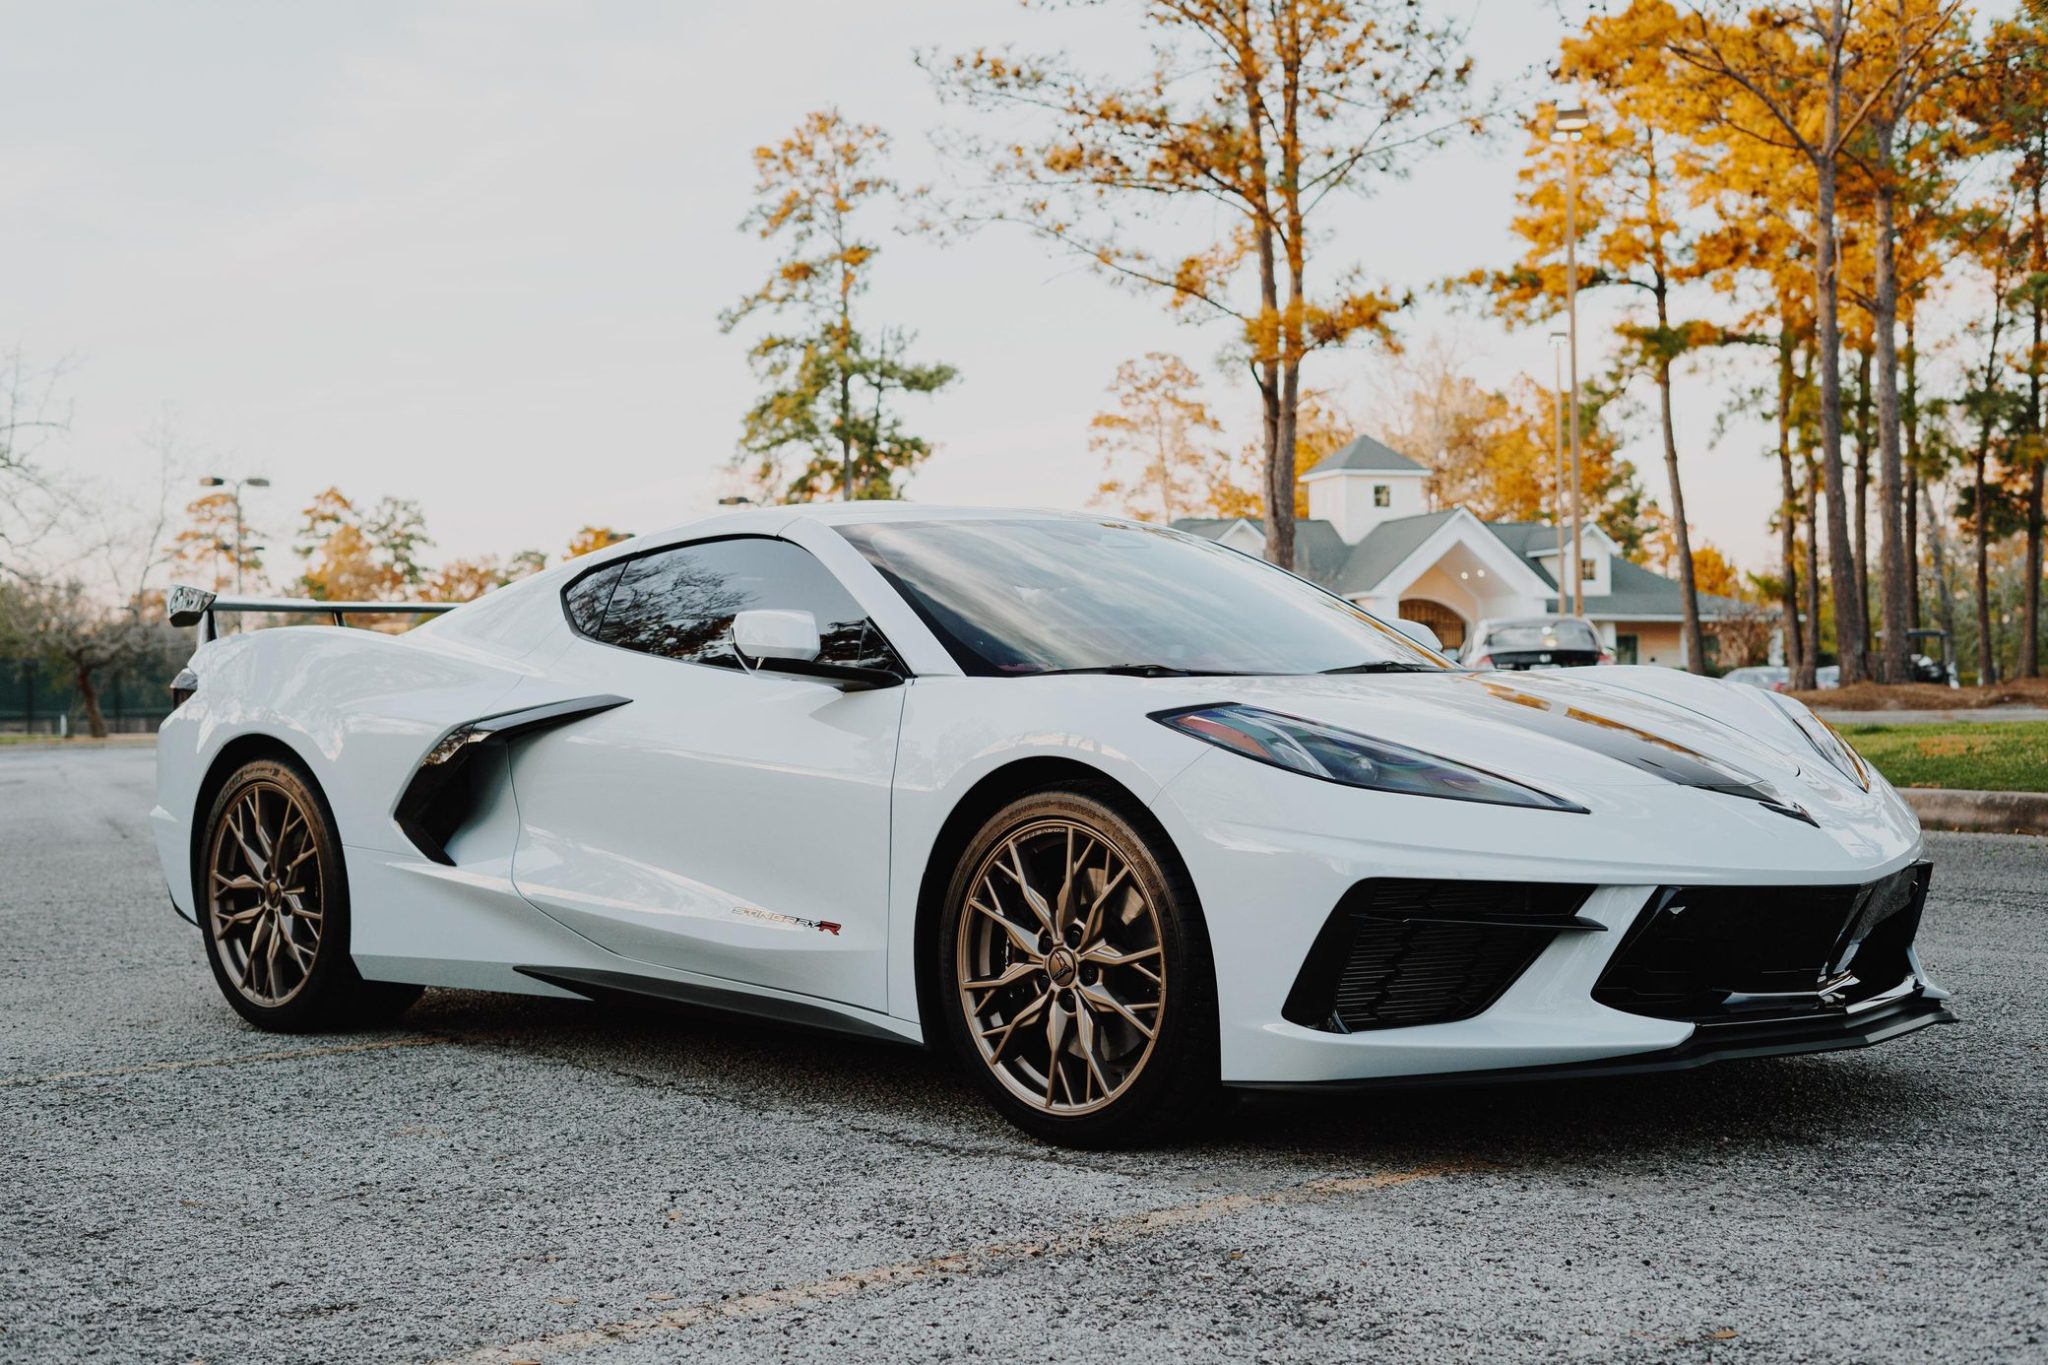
{"left": 1398, "top": 598, "right": 1467, "bottom": 651}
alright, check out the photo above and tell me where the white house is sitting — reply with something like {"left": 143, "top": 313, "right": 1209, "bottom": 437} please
{"left": 1174, "top": 433, "right": 1741, "bottom": 667}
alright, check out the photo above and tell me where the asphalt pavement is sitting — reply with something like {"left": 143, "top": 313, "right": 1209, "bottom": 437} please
{"left": 3, "top": 745, "right": 2044, "bottom": 1363}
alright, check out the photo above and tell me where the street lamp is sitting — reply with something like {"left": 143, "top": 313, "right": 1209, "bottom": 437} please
{"left": 1548, "top": 330, "right": 1569, "bottom": 606}
{"left": 1551, "top": 103, "right": 1589, "bottom": 617}
{"left": 198, "top": 475, "right": 270, "bottom": 597}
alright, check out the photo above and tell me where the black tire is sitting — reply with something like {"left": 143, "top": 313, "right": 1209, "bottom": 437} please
{"left": 937, "top": 782, "right": 1219, "bottom": 1147}
{"left": 196, "top": 757, "right": 422, "bottom": 1032}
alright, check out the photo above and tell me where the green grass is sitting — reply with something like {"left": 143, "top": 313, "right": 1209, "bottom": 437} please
{"left": 1837, "top": 721, "right": 2048, "bottom": 793}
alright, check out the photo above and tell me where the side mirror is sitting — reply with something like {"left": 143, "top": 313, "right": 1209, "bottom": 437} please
{"left": 732, "top": 609, "right": 822, "bottom": 664}
{"left": 1392, "top": 617, "right": 1444, "bottom": 654}
{"left": 730, "top": 608, "right": 902, "bottom": 691}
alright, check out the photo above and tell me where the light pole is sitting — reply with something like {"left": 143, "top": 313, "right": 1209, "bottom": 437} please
{"left": 1552, "top": 103, "right": 1590, "bottom": 618}
{"left": 1548, "top": 330, "right": 1568, "bottom": 608}
{"left": 198, "top": 475, "right": 270, "bottom": 595}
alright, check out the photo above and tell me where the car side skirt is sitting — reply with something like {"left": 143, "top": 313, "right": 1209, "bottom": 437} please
{"left": 513, "top": 965, "right": 921, "bottom": 1046}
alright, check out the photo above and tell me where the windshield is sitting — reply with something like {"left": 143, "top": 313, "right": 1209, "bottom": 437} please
{"left": 1482, "top": 620, "right": 1601, "bottom": 652}
{"left": 835, "top": 517, "right": 1448, "bottom": 677}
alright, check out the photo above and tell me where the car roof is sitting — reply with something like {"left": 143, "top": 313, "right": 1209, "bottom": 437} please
{"left": 628, "top": 502, "right": 1148, "bottom": 549}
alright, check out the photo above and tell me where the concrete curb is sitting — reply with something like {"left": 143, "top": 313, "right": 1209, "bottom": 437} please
{"left": 1902, "top": 787, "right": 2048, "bottom": 836}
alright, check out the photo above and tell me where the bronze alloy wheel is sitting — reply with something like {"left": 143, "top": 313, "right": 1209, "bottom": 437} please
{"left": 197, "top": 757, "right": 420, "bottom": 1031}
{"left": 955, "top": 815, "right": 1169, "bottom": 1117}
{"left": 207, "top": 777, "right": 325, "bottom": 1007}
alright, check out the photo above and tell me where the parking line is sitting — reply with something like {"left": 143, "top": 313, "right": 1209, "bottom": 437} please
{"left": 0, "top": 1036, "right": 444, "bottom": 1088}
{"left": 434, "top": 1163, "right": 1468, "bottom": 1365}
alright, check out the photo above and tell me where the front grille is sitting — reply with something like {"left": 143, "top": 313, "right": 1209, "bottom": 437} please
{"left": 1284, "top": 879, "right": 1595, "bottom": 1033}
{"left": 1591, "top": 862, "right": 1930, "bottom": 1022}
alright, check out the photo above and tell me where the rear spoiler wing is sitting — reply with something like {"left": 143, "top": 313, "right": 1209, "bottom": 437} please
{"left": 167, "top": 584, "right": 459, "bottom": 641}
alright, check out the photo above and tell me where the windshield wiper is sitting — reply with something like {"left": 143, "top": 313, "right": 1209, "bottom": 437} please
{"left": 1319, "top": 661, "right": 1437, "bottom": 674}
{"left": 1028, "top": 663, "right": 1231, "bottom": 677}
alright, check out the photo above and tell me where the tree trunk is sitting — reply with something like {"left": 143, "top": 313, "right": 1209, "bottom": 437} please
{"left": 1270, "top": 18, "right": 1306, "bottom": 575}
{"left": 1923, "top": 477, "right": 1958, "bottom": 657}
{"left": 1275, "top": 359, "right": 1299, "bottom": 568}
{"left": 1975, "top": 443, "right": 1996, "bottom": 687}
{"left": 1775, "top": 321, "right": 1804, "bottom": 679}
{"left": 74, "top": 665, "right": 108, "bottom": 740}
{"left": 1655, "top": 291, "right": 1705, "bottom": 673}
{"left": 1853, "top": 345, "right": 1872, "bottom": 668}
{"left": 1814, "top": 146, "right": 1866, "bottom": 682}
{"left": 2024, "top": 172, "right": 2045, "bottom": 676}
{"left": 1872, "top": 141, "right": 1912, "bottom": 684}
{"left": 1804, "top": 452, "right": 1823, "bottom": 687}
{"left": 1973, "top": 289, "right": 2008, "bottom": 686}
{"left": 1905, "top": 318, "right": 1922, "bottom": 630}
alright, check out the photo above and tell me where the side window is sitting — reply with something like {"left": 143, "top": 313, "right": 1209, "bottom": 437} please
{"left": 592, "top": 537, "right": 901, "bottom": 672}
{"left": 563, "top": 560, "right": 626, "bottom": 639}
{"left": 1372, "top": 484, "right": 1391, "bottom": 508}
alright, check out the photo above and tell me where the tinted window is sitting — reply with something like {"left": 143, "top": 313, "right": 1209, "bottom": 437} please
{"left": 835, "top": 517, "right": 1446, "bottom": 677}
{"left": 594, "top": 537, "right": 900, "bottom": 672}
{"left": 563, "top": 560, "right": 625, "bottom": 639}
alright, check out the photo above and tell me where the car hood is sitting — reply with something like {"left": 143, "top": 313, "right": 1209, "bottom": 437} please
{"left": 1124, "top": 665, "right": 1872, "bottom": 816}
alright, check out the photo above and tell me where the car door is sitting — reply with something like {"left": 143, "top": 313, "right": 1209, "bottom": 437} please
{"left": 507, "top": 534, "right": 906, "bottom": 1010}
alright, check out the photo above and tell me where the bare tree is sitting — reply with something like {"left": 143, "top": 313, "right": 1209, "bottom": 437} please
{"left": 0, "top": 353, "right": 75, "bottom": 562}
{"left": 0, "top": 427, "right": 180, "bottom": 738}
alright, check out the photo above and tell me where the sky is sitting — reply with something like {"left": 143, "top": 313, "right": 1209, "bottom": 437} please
{"left": 0, "top": 0, "right": 1992, "bottom": 586}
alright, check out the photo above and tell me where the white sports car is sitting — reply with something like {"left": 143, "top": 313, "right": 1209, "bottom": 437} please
{"left": 158, "top": 505, "right": 1953, "bottom": 1144}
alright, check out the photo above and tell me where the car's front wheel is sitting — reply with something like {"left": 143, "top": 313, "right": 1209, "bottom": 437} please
{"left": 198, "top": 757, "right": 421, "bottom": 1031}
{"left": 938, "top": 784, "right": 1217, "bottom": 1146}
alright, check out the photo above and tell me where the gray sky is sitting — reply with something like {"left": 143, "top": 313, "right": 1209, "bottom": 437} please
{"left": 3, "top": 0, "right": 1969, "bottom": 581}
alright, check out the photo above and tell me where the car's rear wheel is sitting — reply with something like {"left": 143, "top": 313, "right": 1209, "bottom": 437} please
{"left": 198, "top": 757, "right": 421, "bottom": 1031}
{"left": 938, "top": 784, "right": 1217, "bottom": 1146}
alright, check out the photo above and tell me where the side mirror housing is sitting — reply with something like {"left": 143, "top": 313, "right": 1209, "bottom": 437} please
{"left": 732, "top": 609, "right": 822, "bottom": 663}
{"left": 730, "top": 608, "right": 902, "bottom": 691}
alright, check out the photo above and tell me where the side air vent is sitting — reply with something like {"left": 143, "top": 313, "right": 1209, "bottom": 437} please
{"left": 1283, "top": 879, "right": 1599, "bottom": 1033}
{"left": 394, "top": 694, "right": 630, "bottom": 864}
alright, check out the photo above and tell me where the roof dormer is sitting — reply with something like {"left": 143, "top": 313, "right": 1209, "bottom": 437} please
{"left": 1300, "top": 434, "right": 1430, "bottom": 544}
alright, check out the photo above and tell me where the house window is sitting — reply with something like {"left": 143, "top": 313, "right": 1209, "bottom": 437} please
{"left": 1615, "top": 634, "right": 1639, "bottom": 665}
{"left": 1580, "top": 556, "right": 1597, "bottom": 582}
{"left": 1372, "top": 484, "right": 1390, "bottom": 507}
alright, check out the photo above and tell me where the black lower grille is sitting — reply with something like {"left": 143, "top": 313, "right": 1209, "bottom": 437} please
{"left": 1284, "top": 879, "right": 1596, "bottom": 1033}
{"left": 1591, "top": 862, "right": 1930, "bottom": 1022}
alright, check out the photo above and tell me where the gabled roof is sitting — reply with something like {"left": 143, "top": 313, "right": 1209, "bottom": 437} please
{"left": 1173, "top": 510, "right": 1743, "bottom": 622}
{"left": 1301, "top": 433, "right": 1427, "bottom": 478}
{"left": 1466, "top": 521, "right": 1561, "bottom": 589}
{"left": 1544, "top": 555, "right": 1748, "bottom": 621}
{"left": 1329, "top": 511, "right": 1461, "bottom": 594}
{"left": 1174, "top": 516, "right": 1354, "bottom": 586}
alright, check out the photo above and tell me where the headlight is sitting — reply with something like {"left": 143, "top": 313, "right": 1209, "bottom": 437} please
{"left": 1765, "top": 693, "right": 1870, "bottom": 790}
{"left": 1153, "top": 704, "right": 1585, "bottom": 811}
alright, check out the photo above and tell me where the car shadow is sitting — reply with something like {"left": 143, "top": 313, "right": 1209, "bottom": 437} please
{"left": 399, "top": 986, "right": 1957, "bottom": 1173}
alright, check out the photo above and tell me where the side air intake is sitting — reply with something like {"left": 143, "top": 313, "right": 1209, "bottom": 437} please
{"left": 393, "top": 695, "right": 630, "bottom": 864}
{"left": 1282, "top": 879, "right": 1599, "bottom": 1033}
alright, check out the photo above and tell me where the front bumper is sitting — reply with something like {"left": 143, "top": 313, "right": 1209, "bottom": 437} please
{"left": 1226, "top": 987, "right": 1956, "bottom": 1093}
{"left": 1150, "top": 745, "right": 1936, "bottom": 1085}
